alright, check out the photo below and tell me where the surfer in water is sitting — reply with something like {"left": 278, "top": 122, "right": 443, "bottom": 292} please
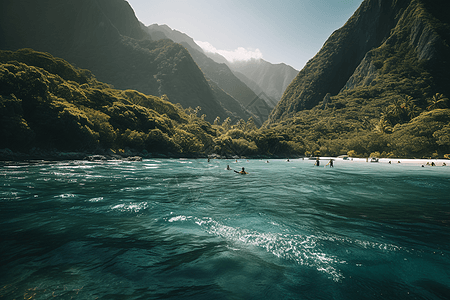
{"left": 234, "top": 167, "right": 248, "bottom": 174}
{"left": 315, "top": 158, "right": 320, "bottom": 166}
{"left": 226, "top": 165, "right": 232, "bottom": 170}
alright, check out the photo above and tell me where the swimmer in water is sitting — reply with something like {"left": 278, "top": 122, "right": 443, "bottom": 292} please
{"left": 234, "top": 167, "right": 248, "bottom": 174}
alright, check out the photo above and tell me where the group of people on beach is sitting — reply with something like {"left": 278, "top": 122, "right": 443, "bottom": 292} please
{"left": 220, "top": 157, "right": 447, "bottom": 174}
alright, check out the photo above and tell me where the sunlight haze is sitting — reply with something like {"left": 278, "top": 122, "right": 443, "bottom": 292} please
{"left": 127, "top": 0, "right": 364, "bottom": 70}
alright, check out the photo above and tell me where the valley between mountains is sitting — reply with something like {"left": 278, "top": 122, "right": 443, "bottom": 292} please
{"left": 1, "top": 0, "right": 449, "bottom": 159}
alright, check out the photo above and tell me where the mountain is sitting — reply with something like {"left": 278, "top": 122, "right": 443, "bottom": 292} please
{"left": 0, "top": 0, "right": 249, "bottom": 123}
{"left": 144, "top": 24, "right": 299, "bottom": 122}
{"left": 269, "top": 0, "right": 450, "bottom": 123}
{"left": 145, "top": 24, "right": 204, "bottom": 54}
{"left": 261, "top": 0, "right": 450, "bottom": 158}
{"left": 145, "top": 24, "right": 268, "bottom": 124}
{"left": 227, "top": 59, "right": 298, "bottom": 104}
{"left": 0, "top": 48, "right": 302, "bottom": 159}
{"left": 202, "top": 52, "right": 299, "bottom": 106}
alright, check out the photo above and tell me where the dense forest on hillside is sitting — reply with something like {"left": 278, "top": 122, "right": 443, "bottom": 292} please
{"left": 1, "top": 49, "right": 449, "bottom": 160}
{"left": 0, "top": 0, "right": 248, "bottom": 124}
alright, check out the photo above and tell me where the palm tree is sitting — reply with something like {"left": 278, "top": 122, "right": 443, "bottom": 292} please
{"left": 407, "top": 104, "right": 421, "bottom": 119}
{"left": 401, "top": 95, "right": 421, "bottom": 119}
{"left": 427, "top": 93, "right": 448, "bottom": 110}
{"left": 380, "top": 106, "right": 391, "bottom": 120}
{"left": 374, "top": 118, "right": 392, "bottom": 134}
{"left": 401, "top": 95, "right": 414, "bottom": 109}
{"left": 388, "top": 98, "right": 404, "bottom": 121}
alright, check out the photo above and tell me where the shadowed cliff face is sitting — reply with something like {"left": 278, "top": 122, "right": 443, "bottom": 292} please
{"left": 228, "top": 59, "right": 298, "bottom": 104}
{"left": 0, "top": 0, "right": 143, "bottom": 53}
{"left": 146, "top": 24, "right": 270, "bottom": 125}
{"left": 0, "top": 0, "right": 234, "bottom": 123}
{"left": 268, "top": 0, "right": 450, "bottom": 123}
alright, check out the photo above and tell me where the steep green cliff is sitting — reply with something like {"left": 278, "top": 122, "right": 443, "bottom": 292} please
{"left": 262, "top": 0, "right": 450, "bottom": 158}
{"left": 269, "top": 0, "right": 450, "bottom": 123}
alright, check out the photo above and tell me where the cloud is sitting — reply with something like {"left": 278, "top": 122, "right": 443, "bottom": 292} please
{"left": 195, "top": 41, "right": 263, "bottom": 62}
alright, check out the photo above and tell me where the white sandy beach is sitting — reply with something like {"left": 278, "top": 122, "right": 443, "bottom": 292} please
{"left": 316, "top": 157, "right": 449, "bottom": 167}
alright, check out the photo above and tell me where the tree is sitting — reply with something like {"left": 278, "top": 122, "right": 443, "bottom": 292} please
{"left": 246, "top": 117, "right": 258, "bottom": 131}
{"left": 401, "top": 95, "right": 421, "bottom": 119}
{"left": 388, "top": 98, "right": 404, "bottom": 122}
{"left": 401, "top": 95, "right": 414, "bottom": 109}
{"left": 235, "top": 119, "right": 246, "bottom": 130}
{"left": 222, "top": 117, "right": 231, "bottom": 131}
{"left": 427, "top": 93, "right": 448, "bottom": 110}
{"left": 194, "top": 106, "right": 202, "bottom": 117}
{"left": 374, "top": 118, "right": 392, "bottom": 134}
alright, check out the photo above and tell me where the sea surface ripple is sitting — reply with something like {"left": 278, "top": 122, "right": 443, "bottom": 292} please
{"left": 1, "top": 158, "right": 449, "bottom": 299}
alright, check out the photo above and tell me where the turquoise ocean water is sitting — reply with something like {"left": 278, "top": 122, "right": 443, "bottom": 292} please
{"left": 1, "top": 158, "right": 449, "bottom": 299}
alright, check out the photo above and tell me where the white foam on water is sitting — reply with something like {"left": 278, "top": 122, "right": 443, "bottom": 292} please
{"left": 111, "top": 202, "right": 149, "bottom": 213}
{"left": 168, "top": 215, "right": 346, "bottom": 282}
{"left": 88, "top": 197, "right": 104, "bottom": 202}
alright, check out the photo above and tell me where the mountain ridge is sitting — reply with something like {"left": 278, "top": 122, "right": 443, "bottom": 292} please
{"left": 145, "top": 23, "right": 270, "bottom": 124}
{"left": 228, "top": 58, "right": 298, "bottom": 104}
{"left": 260, "top": 0, "right": 450, "bottom": 158}
{"left": 269, "top": 0, "right": 450, "bottom": 123}
{"left": 0, "top": 0, "right": 252, "bottom": 123}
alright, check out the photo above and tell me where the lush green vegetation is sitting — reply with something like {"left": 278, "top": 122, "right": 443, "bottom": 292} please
{"left": 0, "top": 49, "right": 208, "bottom": 156}
{"left": 261, "top": 0, "right": 450, "bottom": 159}
{"left": 1, "top": 49, "right": 449, "bottom": 159}
{"left": 264, "top": 91, "right": 450, "bottom": 158}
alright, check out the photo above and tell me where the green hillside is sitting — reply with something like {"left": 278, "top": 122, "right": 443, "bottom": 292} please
{"left": 0, "top": 49, "right": 285, "bottom": 158}
{"left": 0, "top": 49, "right": 210, "bottom": 155}
{"left": 262, "top": 0, "right": 450, "bottom": 158}
{"left": 0, "top": 0, "right": 245, "bottom": 124}
{"left": 1, "top": 49, "right": 449, "bottom": 159}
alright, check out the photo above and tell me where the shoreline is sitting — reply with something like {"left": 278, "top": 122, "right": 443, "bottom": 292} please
{"left": 1, "top": 148, "right": 448, "bottom": 167}
{"left": 318, "top": 156, "right": 449, "bottom": 167}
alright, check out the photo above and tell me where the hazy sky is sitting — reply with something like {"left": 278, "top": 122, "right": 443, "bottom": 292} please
{"left": 126, "top": 0, "right": 364, "bottom": 70}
